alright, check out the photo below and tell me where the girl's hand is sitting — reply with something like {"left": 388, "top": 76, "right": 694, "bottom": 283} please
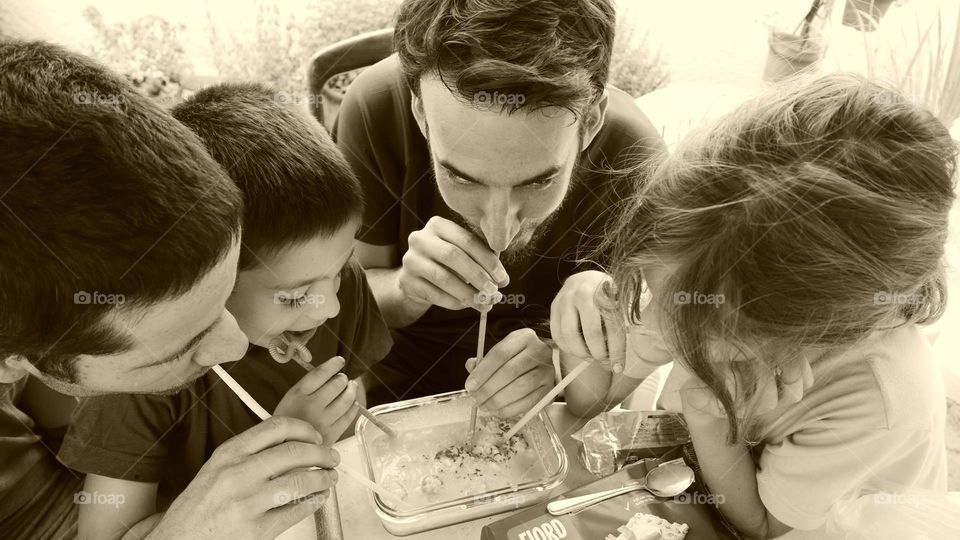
{"left": 621, "top": 309, "right": 674, "bottom": 378}
{"left": 550, "top": 270, "right": 625, "bottom": 371}
{"left": 275, "top": 356, "right": 359, "bottom": 443}
{"left": 679, "top": 358, "right": 814, "bottom": 420}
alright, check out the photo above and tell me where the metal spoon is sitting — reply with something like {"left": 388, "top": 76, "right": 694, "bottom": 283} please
{"left": 547, "top": 461, "right": 695, "bottom": 516}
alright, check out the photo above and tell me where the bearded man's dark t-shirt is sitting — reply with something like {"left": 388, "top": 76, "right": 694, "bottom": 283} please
{"left": 333, "top": 55, "right": 665, "bottom": 403}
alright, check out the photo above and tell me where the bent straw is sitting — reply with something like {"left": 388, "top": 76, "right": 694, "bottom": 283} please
{"left": 503, "top": 360, "right": 591, "bottom": 440}
{"left": 211, "top": 365, "right": 409, "bottom": 510}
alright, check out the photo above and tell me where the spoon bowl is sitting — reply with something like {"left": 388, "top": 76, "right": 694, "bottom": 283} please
{"left": 546, "top": 461, "right": 695, "bottom": 516}
{"left": 646, "top": 461, "right": 696, "bottom": 497}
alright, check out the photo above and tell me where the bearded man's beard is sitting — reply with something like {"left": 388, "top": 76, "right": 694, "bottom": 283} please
{"left": 426, "top": 124, "right": 586, "bottom": 266}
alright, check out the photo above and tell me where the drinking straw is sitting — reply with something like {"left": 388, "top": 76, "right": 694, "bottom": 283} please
{"left": 280, "top": 338, "right": 396, "bottom": 438}
{"left": 503, "top": 360, "right": 591, "bottom": 440}
{"left": 211, "top": 365, "right": 408, "bottom": 510}
{"left": 467, "top": 250, "right": 501, "bottom": 439}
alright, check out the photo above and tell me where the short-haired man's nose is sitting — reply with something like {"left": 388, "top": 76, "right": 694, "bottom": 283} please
{"left": 192, "top": 311, "right": 249, "bottom": 367}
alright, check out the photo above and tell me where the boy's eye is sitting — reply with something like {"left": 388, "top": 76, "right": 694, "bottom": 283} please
{"left": 277, "top": 292, "right": 307, "bottom": 309}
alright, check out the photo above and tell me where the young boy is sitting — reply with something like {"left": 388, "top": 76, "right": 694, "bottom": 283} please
{"left": 58, "top": 83, "right": 393, "bottom": 540}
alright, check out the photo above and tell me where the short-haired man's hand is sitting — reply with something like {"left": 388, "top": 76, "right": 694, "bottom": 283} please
{"left": 145, "top": 416, "right": 339, "bottom": 540}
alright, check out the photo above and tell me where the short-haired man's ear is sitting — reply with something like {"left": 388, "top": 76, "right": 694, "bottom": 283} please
{"left": 580, "top": 90, "right": 609, "bottom": 152}
{"left": 410, "top": 90, "right": 428, "bottom": 139}
{"left": 0, "top": 356, "right": 31, "bottom": 384}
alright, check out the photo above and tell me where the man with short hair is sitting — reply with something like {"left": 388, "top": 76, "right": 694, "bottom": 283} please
{"left": 335, "top": 0, "right": 665, "bottom": 414}
{"left": 0, "top": 41, "right": 337, "bottom": 539}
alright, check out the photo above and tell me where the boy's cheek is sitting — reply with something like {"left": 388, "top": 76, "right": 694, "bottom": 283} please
{"left": 229, "top": 300, "right": 290, "bottom": 347}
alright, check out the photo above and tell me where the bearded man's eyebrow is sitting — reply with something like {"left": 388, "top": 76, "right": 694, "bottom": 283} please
{"left": 438, "top": 160, "right": 560, "bottom": 186}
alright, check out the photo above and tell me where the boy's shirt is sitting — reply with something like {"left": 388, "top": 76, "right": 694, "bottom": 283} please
{"left": 58, "top": 260, "right": 392, "bottom": 504}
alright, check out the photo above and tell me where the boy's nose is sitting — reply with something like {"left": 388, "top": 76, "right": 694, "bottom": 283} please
{"left": 306, "top": 289, "right": 340, "bottom": 322}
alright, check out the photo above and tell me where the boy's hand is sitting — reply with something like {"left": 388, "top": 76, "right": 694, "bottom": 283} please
{"left": 550, "top": 270, "right": 625, "bottom": 370}
{"left": 147, "top": 417, "right": 338, "bottom": 540}
{"left": 275, "top": 355, "right": 359, "bottom": 443}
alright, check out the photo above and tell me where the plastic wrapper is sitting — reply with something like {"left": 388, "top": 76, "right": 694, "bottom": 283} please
{"left": 572, "top": 410, "right": 690, "bottom": 476}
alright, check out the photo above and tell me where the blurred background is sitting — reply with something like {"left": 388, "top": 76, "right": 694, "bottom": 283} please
{"left": 1, "top": 0, "right": 958, "bottom": 486}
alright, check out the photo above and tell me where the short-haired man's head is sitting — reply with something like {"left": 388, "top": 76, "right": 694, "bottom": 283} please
{"left": 395, "top": 0, "right": 616, "bottom": 117}
{"left": 171, "top": 83, "right": 364, "bottom": 270}
{"left": 0, "top": 40, "right": 242, "bottom": 376}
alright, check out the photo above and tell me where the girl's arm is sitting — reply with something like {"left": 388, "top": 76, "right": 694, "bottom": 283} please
{"left": 561, "top": 349, "right": 655, "bottom": 417}
{"left": 78, "top": 474, "right": 158, "bottom": 540}
{"left": 680, "top": 387, "right": 793, "bottom": 539}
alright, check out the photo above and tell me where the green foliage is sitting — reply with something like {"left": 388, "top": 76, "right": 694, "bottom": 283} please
{"left": 609, "top": 15, "right": 669, "bottom": 98}
{"left": 862, "top": 1, "right": 960, "bottom": 127}
{"left": 82, "top": 0, "right": 668, "bottom": 102}
{"left": 204, "top": 0, "right": 402, "bottom": 95}
{"left": 83, "top": 6, "right": 188, "bottom": 100}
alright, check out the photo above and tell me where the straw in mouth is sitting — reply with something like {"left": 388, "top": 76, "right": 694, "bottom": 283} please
{"left": 268, "top": 327, "right": 319, "bottom": 368}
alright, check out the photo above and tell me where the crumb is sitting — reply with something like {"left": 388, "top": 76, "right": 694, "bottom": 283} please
{"left": 420, "top": 474, "right": 443, "bottom": 494}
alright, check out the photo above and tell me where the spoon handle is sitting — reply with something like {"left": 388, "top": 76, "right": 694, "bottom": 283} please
{"left": 546, "top": 482, "right": 647, "bottom": 516}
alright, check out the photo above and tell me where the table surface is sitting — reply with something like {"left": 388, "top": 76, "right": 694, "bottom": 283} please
{"left": 334, "top": 403, "right": 595, "bottom": 539}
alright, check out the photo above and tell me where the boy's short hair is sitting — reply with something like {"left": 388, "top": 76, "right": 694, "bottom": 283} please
{"left": 171, "top": 83, "right": 364, "bottom": 270}
{"left": 0, "top": 40, "right": 242, "bottom": 370}
{"left": 394, "top": 0, "right": 616, "bottom": 116}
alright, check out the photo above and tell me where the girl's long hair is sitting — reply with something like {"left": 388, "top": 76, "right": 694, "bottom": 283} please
{"left": 604, "top": 73, "right": 957, "bottom": 443}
